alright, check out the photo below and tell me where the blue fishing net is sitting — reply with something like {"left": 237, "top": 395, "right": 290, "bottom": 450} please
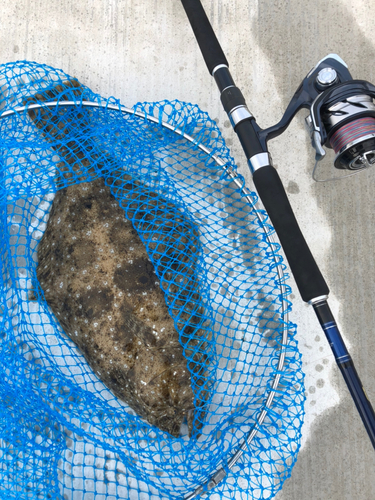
{"left": 0, "top": 61, "right": 305, "bottom": 500}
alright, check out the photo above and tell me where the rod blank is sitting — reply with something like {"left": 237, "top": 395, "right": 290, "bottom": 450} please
{"left": 180, "top": 0, "right": 228, "bottom": 73}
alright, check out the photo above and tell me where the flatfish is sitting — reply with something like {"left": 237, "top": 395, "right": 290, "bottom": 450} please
{"left": 27, "top": 81, "right": 210, "bottom": 437}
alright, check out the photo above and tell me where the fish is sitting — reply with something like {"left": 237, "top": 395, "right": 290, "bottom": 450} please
{"left": 27, "top": 80, "right": 210, "bottom": 437}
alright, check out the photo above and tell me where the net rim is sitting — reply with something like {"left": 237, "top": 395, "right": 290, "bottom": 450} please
{"left": 0, "top": 99, "right": 290, "bottom": 497}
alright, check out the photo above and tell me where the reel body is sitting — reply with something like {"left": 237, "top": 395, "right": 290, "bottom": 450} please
{"left": 258, "top": 54, "right": 375, "bottom": 178}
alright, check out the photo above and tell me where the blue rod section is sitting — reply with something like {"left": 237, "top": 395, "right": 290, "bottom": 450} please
{"left": 313, "top": 299, "right": 375, "bottom": 448}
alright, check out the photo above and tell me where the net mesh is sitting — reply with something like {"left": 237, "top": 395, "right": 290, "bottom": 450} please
{"left": 0, "top": 61, "right": 305, "bottom": 500}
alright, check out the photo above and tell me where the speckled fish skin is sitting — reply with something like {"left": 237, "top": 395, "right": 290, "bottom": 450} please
{"left": 27, "top": 81, "right": 210, "bottom": 437}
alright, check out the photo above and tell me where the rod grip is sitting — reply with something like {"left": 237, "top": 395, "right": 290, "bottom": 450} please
{"left": 180, "top": 0, "right": 228, "bottom": 74}
{"left": 253, "top": 165, "right": 329, "bottom": 302}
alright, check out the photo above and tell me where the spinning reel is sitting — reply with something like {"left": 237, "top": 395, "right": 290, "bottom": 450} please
{"left": 258, "top": 54, "right": 375, "bottom": 180}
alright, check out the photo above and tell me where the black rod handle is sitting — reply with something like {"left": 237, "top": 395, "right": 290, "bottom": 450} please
{"left": 180, "top": 0, "right": 228, "bottom": 74}
{"left": 252, "top": 165, "right": 329, "bottom": 302}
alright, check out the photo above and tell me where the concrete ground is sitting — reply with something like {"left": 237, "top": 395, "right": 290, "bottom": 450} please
{"left": 2, "top": 0, "right": 375, "bottom": 498}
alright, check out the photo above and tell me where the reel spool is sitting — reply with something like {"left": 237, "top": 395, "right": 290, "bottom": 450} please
{"left": 256, "top": 54, "right": 375, "bottom": 181}
{"left": 323, "top": 95, "right": 375, "bottom": 171}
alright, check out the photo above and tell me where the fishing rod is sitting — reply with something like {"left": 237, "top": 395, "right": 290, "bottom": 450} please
{"left": 180, "top": 0, "right": 375, "bottom": 449}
